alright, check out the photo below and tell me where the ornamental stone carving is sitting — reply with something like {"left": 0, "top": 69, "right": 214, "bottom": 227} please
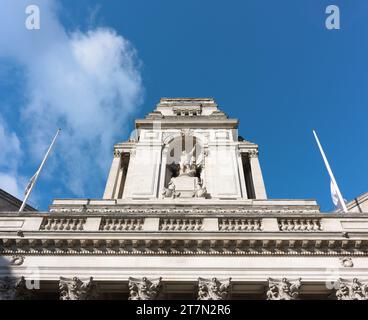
{"left": 128, "top": 277, "right": 162, "bottom": 300}
{"left": 113, "top": 150, "right": 122, "bottom": 158}
{"left": 162, "top": 178, "right": 180, "bottom": 199}
{"left": 335, "top": 278, "right": 368, "bottom": 300}
{"left": 340, "top": 257, "right": 354, "bottom": 268}
{"left": 266, "top": 278, "right": 301, "bottom": 300}
{"left": 0, "top": 277, "right": 34, "bottom": 300}
{"left": 248, "top": 150, "right": 258, "bottom": 158}
{"left": 10, "top": 255, "right": 25, "bottom": 266}
{"left": 197, "top": 277, "right": 231, "bottom": 300}
{"left": 59, "top": 277, "right": 98, "bottom": 300}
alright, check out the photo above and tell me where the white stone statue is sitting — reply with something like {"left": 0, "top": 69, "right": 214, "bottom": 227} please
{"left": 162, "top": 178, "right": 180, "bottom": 199}
{"left": 179, "top": 146, "right": 196, "bottom": 176}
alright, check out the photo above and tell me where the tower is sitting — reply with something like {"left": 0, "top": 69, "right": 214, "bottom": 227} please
{"left": 103, "top": 98, "right": 267, "bottom": 201}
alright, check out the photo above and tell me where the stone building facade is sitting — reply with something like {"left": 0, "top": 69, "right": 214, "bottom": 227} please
{"left": 1, "top": 98, "right": 368, "bottom": 300}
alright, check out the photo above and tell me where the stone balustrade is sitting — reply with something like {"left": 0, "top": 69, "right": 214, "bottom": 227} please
{"left": 278, "top": 218, "right": 322, "bottom": 232}
{"left": 39, "top": 217, "right": 86, "bottom": 231}
{"left": 159, "top": 218, "right": 203, "bottom": 231}
{"left": 219, "top": 218, "right": 262, "bottom": 231}
{"left": 99, "top": 218, "right": 144, "bottom": 231}
{"left": 0, "top": 213, "right": 367, "bottom": 233}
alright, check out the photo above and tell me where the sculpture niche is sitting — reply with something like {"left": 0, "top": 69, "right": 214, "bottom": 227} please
{"left": 162, "top": 146, "right": 207, "bottom": 199}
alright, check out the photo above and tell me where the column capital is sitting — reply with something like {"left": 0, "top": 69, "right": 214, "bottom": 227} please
{"left": 113, "top": 149, "right": 122, "bottom": 158}
{"left": 266, "top": 278, "right": 301, "bottom": 300}
{"left": 128, "top": 277, "right": 162, "bottom": 300}
{"left": 335, "top": 278, "right": 368, "bottom": 300}
{"left": 197, "top": 277, "right": 231, "bottom": 300}
{"left": 59, "top": 276, "right": 98, "bottom": 300}
{"left": 0, "top": 276, "right": 34, "bottom": 300}
{"left": 248, "top": 149, "right": 259, "bottom": 158}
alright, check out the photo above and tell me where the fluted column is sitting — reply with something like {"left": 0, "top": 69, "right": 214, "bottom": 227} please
{"left": 128, "top": 277, "right": 162, "bottom": 300}
{"left": 59, "top": 277, "right": 98, "bottom": 300}
{"left": 335, "top": 278, "right": 368, "bottom": 300}
{"left": 266, "top": 278, "right": 301, "bottom": 300}
{"left": 197, "top": 277, "right": 231, "bottom": 300}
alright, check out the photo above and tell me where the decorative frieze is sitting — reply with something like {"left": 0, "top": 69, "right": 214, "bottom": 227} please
{"left": 0, "top": 277, "right": 34, "bottom": 300}
{"left": 278, "top": 218, "right": 322, "bottom": 232}
{"left": 99, "top": 218, "right": 144, "bottom": 231}
{"left": 159, "top": 218, "right": 203, "bottom": 231}
{"left": 49, "top": 207, "right": 320, "bottom": 214}
{"left": 266, "top": 278, "right": 301, "bottom": 300}
{"left": 40, "top": 217, "right": 86, "bottom": 231}
{"left": 59, "top": 277, "right": 98, "bottom": 300}
{"left": 335, "top": 278, "right": 368, "bottom": 300}
{"left": 219, "top": 218, "right": 261, "bottom": 231}
{"left": 0, "top": 238, "right": 366, "bottom": 256}
{"left": 128, "top": 277, "right": 162, "bottom": 300}
{"left": 197, "top": 277, "right": 231, "bottom": 300}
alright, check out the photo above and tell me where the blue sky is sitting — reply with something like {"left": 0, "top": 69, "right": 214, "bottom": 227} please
{"left": 0, "top": 0, "right": 367, "bottom": 211}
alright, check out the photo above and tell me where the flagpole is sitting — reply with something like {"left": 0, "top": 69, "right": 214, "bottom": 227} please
{"left": 19, "top": 129, "right": 61, "bottom": 212}
{"left": 313, "top": 130, "right": 348, "bottom": 213}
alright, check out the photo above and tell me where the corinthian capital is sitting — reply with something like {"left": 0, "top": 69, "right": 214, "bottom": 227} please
{"left": 335, "top": 278, "right": 368, "bottom": 300}
{"left": 197, "top": 277, "right": 231, "bottom": 300}
{"left": 266, "top": 278, "right": 301, "bottom": 300}
{"left": 128, "top": 277, "right": 162, "bottom": 300}
{"left": 59, "top": 277, "right": 98, "bottom": 300}
{"left": 248, "top": 150, "right": 258, "bottom": 158}
{"left": 0, "top": 276, "right": 34, "bottom": 300}
{"left": 114, "top": 150, "right": 122, "bottom": 158}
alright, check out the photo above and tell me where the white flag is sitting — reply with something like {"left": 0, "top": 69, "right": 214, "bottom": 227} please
{"left": 24, "top": 172, "right": 37, "bottom": 195}
{"left": 330, "top": 180, "right": 346, "bottom": 211}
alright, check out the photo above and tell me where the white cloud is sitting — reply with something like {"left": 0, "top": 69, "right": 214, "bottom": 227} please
{"left": 0, "top": 173, "right": 23, "bottom": 199}
{"left": 0, "top": 117, "right": 21, "bottom": 170}
{"left": 0, "top": 1, "right": 143, "bottom": 198}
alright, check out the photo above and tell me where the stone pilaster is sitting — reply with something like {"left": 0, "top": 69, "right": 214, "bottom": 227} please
{"left": 266, "top": 278, "right": 301, "bottom": 300}
{"left": 128, "top": 277, "right": 162, "bottom": 300}
{"left": 59, "top": 276, "right": 98, "bottom": 300}
{"left": 248, "top": 150, "right": 267, "bottom": 199}
{"left": 335, "top": 278, "right": 368, "bottom": 300}
{"left": 103, "top": 150, "right": 122, "bottom": 199}
{"left": 197, "top": 277, "right": 231, "bottom": 300}
{"left": 0, "top": 276, "right": 34, "bottom": 300}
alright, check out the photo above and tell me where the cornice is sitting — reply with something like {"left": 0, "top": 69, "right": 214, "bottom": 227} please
{"left": 1, "top": 237, "right": 368, "bottom": 256}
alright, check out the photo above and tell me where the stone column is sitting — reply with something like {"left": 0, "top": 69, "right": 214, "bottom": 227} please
{"left": 335, "top": 278, "right": 368, "bottom": 300}
{"left": 266, "top": 278, "right": 301, "bottom": 300}
{"left": 128, "top": 277, "right": 162, "bottom": 300}
{"left": 249, "top": 150, "right": 267, "bottom": 199}
{"left": 103, "top": 150, "right": 122, "bottom": 199}
{"left": 197, "top": 277, "right": 231, "bottom": 300}
{"left": 59, "top": 277, "right": 98, "bottom": 300}
{"left": 158, "top": 147, "right": 169, "bottom": 198}
{"left": 236, "top": 150, "right": 248, "bottom": 198}
{"left": 0, "top": 276, "right": 34, "bottom": 300}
